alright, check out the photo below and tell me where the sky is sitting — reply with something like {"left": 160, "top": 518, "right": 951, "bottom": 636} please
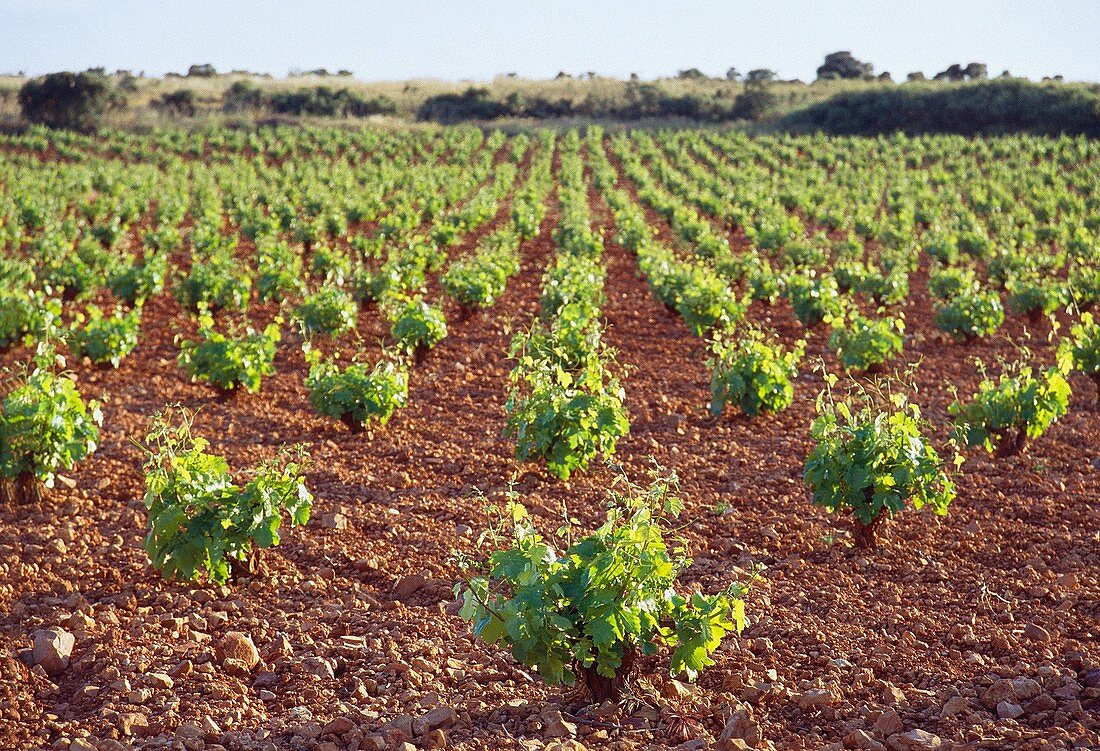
{"left": 4, "top": 1, "right": 1099, "bottom": 83}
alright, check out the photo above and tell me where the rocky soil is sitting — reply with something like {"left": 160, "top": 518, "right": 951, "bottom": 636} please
{"left": 0, "top": 155, "right": 1098, "bottom": 751}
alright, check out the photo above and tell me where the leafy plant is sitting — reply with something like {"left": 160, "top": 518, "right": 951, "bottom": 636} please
{"left": 109, "top": 252, "right": 168, "bottom": 305}
{"left": 949, "top": 352, "right": 1072, "bottom": 456}
{"left": 828, "top": 313, "right": 905, "bottom": 373}
{"left": 304, "top": 349, "right": 409, "bottom": 432}
{"left": 803, "top": 375, "right": 956, "bottom": 549}
{"left": 0, "top": 347, "right": 102, "bottom": 502}
{"left": 1060, "top": 312, "right": 1100, "bottom": 407}
{"left": 70, "top": 304, "right": 142, "bottom": 367}
{"left": 177, "top": 314, "right": 281, "bottom": 394}
{"left": 786, "top": 273, "right": 846, "bottom": 327}
{"left": 455, "top": 472, "right": 754, "bottom": 701}
{"left": 139, "top": 406, "right": 312, "bottom": 585}
{"left": 708, "top": 325, "right": 805, "bottom": 417}
{"left": 292, "top": 286, "right": 358, "bottom": 337}
{"left": 935, "top": 290, "right": 1005, "bottom": 341}
{"left": 504, "top": 331, "right": 629, "bottom": 480}
{"left": 387, "top": 295, "right": 448, "bottom": 359}
{"left": 175, "top": 252, "right": 252, "bottom": 312}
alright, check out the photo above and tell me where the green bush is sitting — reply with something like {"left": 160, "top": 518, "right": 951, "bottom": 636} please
{"left": 804, "top": 377, "right": 956, "bottom": 548}
{"left": 0, "top": 348, "right": 102, "bottom": 502}
{"left": 505, "top": 332, "right": 628, "bottom": 480}
{"left": 305, "top": 351, "right": 409, "bottom": 431}
{"left": 70, "top": 304, "right": 142, "bottom": 367}
{"left": 175, "top": 253, "right": 252, "bottom": 312}
{"left": 1060, "top": 312, "right": 1100, "bottom": 406}
{"left": 456, "top": 473, "right": 753, "bottom": 700}
{"left": 19, "top": 71, "right": 121, "bottom": 132}
{"left": 935, "top": 290, "right": 1004, "bottom": 341}
{"left": 950, "top": 354, "right": 1072, "bottom": 456}
{"left": 140, "top": 407, "right": 311, "bottom": 585}
{"left": 177, "top": 314, "right": 281, "bottom": 394}
{"left": 786, "top": 273, "right": 846, "bottom": 327}
{"left": 708, "top": 326, "right": 805, "bottom": 417}
{"left": 828, "top": 314, "right": 905, "bottom": 373}
{"left": 387, "top": 296, "right": 448, "bottom": 357}
{"left": 292, "top": 287, "right": 358, "bottom": 337}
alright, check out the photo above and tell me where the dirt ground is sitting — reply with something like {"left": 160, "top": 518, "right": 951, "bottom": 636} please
{"left": 0, "top": 143, "right": 1098, "bottom": 751}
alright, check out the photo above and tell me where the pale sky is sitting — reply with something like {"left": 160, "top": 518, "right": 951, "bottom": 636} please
{"left": 5, "top": 1, "right": 1098, "bottom": 82}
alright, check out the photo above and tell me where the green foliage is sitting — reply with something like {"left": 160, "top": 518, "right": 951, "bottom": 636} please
{"left": 786, "top": 273, "right": 846, "bottom": 327}
{"left": 19, "top": 71, "right": 121, "bottom": 132}
{"left": 935, "top": 290, "right": 1005, "bottom": 341}
{"left": 292, "top": 287, "right": 357, "bottom": 337}
{"left": 708, "top": 326, "right": 805, "bottom": 417}
{"left": 175, "top": 253, "right": 252, "bottom": 312}
{"left": 456, "top": 473, "right": 753, "bottom": 694}
{"left": 177, "top": 314, "right": 281, "bottom": 393}
{"left": 140, "top": 407, "right": 312, "bottom": 585}
{"left": 0, "top": 348, "right": 102, "bottom": 490}
{"left": 305, "top": 350, "right": 409, "bottom": 430}
{"left": 70, "top": 304, "right": 142, "bottom": 367}
{"left": 828, "top": 314, "right": 905, "bottom": 373}
{"left": 803, "top": 376, "right": 956, "bottom": 547}
{"left": 504, "top": 331, "right": 629, "bottom": 480}
{"left": 387, "top": 296, "right": 448, "bottom": 355}
{"left": 1006, "top": 274, "right": 1066, "bottom": 319}
{"left": 949, "top": 353, "right": 1072, "bottom": 456}
{"left": 1061, "top": 312, "right": 1100, "bottom": 376}
{"left": 256, "top": 238, "right": 305, "bottom": 301}
{"left": 109, "top": 253, "right": 169, "bottom": 305}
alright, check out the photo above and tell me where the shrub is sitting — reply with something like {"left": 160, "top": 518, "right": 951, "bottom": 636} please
{"left": 949, "top": 354, "right": 1071, "bottom": 456}
{"left": 175, "top": 253, "right": 252, "bottom": 312}
{"left": 70, "top": 304, "right": 142, "bottom": 367}
{"left": 935, "top": 290, "right": 1004, "bottom": 341}
{"left": 292, "top": 287, "right": 357, "bottom": 337}
{"left": 828, "top": 314, "right": 905, "bottom": 373}
{"left": 708, "top": 326, "right": 805, "bottom": 417}
{"left": 803, "top": 376, "right": 956, "bottom": 548}
{"left": 305, "top": 351, "right": 409, "bottom": 432}
{"left": 139, "top": 407, "right": 311, "bottom": 585}
{"left": 504, "top": 333, "right": 628, "bottom": 480}
{"left": 0, "top": 348, "right": 102, "bottom": 502}
{"left": 1006, "top": 275, "right": 1066, "bottom": 321}
{"left": 177, "top": 314, "right": 281, "bottom": 394}
{"left": 109, "top": 253, "right": 169, "bottom": 305}
{"left": 1060, "top": 312, "right": 1100, "bottom": 407}
{"left": 0, "top": 287, "right": 41, "bottom": 349}
{"left": 786, "top": 273, "right": 846, "bottom": 327}
{"left": 19, "top": 71, "right": 121, "bottom": 131}
{"left": 387, "top": 296, "right": 448, "bottom": 359}
{"left": 456, "top": 472, "right": 753, "bottom": 700}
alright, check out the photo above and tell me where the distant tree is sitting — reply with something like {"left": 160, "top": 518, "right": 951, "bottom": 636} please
{"left": 726, "top": 67, "right": 742, "bottom": 81}
{"left": 746, "top": 68, "right": 777, "bottom": 84}
{"left": 816, "top": 51, "right": 874, "bottom": 80}
{"left": 999, "top": 70, "right": 1013, "bottom": 78}
{"left": 907, "top": 72, "right": 926, "bottom": 82}
{"left": 877, "top": 72, "right": 894, "bottom": 82}
{"left": 964, "top": 62, "right": 988, "bottom": 80}
{"left": 678, "top": 68, "right": 707, "bottom": 80}
{"left": 555, "top": 71, "right": 572, "bottom": 80}
{"left": 933, "top": 64, "right": 966, "bottom": 82}
{"left": 337, "top": 70, "right": 353, "bottom": 77}
{"left": 187, "top": 64, "right": 218, "bottom": 78}
{"left": 629, "top": 72, "right": 639, "bottom": 81}
{"left": 18, "top": 70, "right": 121, "bottom": 131}
{"left": 153, "top": 89, "right": 198, "bottom": 117}
{"left": 733, "top": 72, "right": 778, "bottom": 120}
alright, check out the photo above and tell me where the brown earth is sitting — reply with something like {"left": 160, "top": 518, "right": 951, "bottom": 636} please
{"left": 0, "top": 144, "right": 1097, "bottom": 751}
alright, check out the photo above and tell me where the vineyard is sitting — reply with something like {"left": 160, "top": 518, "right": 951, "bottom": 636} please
{"left": 0, "top": 125, "right": 1097, "bottom": 751}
